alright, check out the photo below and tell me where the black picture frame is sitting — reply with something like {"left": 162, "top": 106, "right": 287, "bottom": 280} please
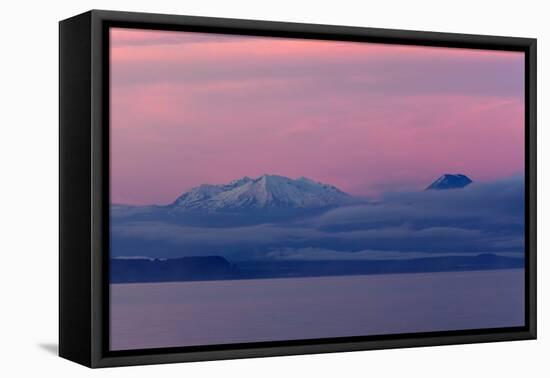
{"left": 59, "top": 9, "right": 537, "bottom": 368}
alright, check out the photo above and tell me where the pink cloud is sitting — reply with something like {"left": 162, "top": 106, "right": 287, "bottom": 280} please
{"left": 109, "top": 28, "right": 525, "bottom": 205}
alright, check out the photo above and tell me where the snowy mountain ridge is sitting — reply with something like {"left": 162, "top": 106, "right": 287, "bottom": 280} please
{"left": 171, "top": 174, "right": 354, "bottom": 211}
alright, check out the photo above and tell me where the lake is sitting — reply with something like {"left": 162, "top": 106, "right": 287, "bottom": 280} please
{"left": 110, "top": 269, "right": 524, "bottom": 351}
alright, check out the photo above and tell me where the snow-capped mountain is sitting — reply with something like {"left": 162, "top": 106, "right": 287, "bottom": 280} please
{"left": 426, "top": 174, "right": 473, "bottom": 190}
{"left": 171, "top": 174, "right": 355, "bottom": 211}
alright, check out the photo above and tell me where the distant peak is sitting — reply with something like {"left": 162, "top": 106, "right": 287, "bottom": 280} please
{"left": 426, "top": 174, "right": 473, "bottom": 190}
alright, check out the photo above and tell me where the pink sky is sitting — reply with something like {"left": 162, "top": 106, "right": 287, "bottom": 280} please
{"left": 110, "top": 28, "right": 525, "bottom": 205}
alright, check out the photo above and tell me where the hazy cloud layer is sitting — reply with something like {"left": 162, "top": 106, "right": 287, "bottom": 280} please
{"left": 111, "top": 176, "right": 524, "bottom": 261}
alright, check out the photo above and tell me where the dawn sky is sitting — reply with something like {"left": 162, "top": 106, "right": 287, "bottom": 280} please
{"left": 110, "top": 28, "right": 525, "bottom": 205}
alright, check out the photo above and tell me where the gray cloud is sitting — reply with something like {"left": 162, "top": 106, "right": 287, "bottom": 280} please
{"left": 262, "top": 247, "right": 523, "bottom": 261}
{"left": 111, "top": 176, "right": 524, "bottom": 260}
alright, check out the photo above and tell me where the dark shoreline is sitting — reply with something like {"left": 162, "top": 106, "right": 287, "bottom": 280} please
{"left": 110, "top": 254, "right": 524, "bottom": 284}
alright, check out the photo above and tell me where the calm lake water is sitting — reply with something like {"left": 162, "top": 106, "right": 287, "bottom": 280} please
{"left": 110, "top": 269, "right": 524, "bottom": 351}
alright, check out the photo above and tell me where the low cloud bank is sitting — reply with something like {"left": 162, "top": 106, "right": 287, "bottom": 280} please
{"left": 111, "top": 175, "right": 525, "bottom": 261}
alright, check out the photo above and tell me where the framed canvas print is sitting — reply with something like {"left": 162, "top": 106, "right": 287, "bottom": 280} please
{"left": 59, "top": 10, "right": 537, "bottom": 368}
